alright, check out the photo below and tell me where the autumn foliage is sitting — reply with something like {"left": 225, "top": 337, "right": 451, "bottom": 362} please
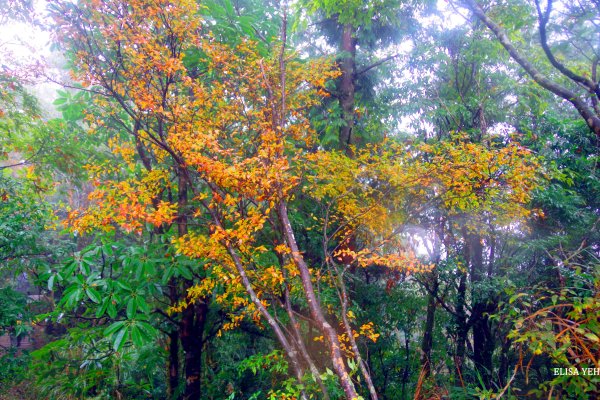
{"left": 21, "top": 0, "right": 556, "bottom": 398}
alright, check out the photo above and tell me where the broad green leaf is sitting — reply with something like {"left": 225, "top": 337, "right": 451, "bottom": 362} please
{"left": 85, "top": 287, "right": 101, "bottom": 303}
{"left": 112, "top": 327, "right": 128, "bottom": 352}
{"left": 104, "top": 320, "right": 125, "bottom": 336}
{"left": 126, "top": 298, "right": 136, "bottom": 319}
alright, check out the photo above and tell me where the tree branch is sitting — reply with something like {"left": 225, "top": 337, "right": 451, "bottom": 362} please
{"left": 534, "top": 0, "right": 600, "bottom": 97}
{"left": 461, "top": 0, "right": 600, "bottom": 139}
{"left": 355, "top": 53, "right": 400, "bottom": 76}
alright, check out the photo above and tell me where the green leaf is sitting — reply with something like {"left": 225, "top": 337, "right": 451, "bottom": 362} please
{"left": 48, "top": 274, "right": 55, "bottom": 291}
{"left": 584, "top": 332, "right": 599, "bottom": 342}
{"left": 117, "top": 281, "right": 133, "bottom": 292}
{"left": 130, "top": 324, "right": 145, "bottom": 347}
{"left": 136, "top": 296, "right": 150, "bottom": 314}
{"left": 107, "top": 301, "right": 117, "bottom": 319}
{"left": 509, "top": 293, "right": 527, "bottom": 304}
{"left": 139, "top": 321, "right": 158, "bottom": 338}
{"left": 66, "top": 288, "right": 83, "bottom": 306}
{"left": 96, "top": 298, "right": 109, "bottom": 318}
{"left": 162, "top": 266, "right": 175, "bottom": 285}
{"left": 75, "top": 274, "right": 85, "bottom": 285}
{"left": 62, "top": 261, "right": 77, "bottom": 277}
{"left": 85, "top": 287, "right": 101, "bottom": 303}
{"left": 112, "top": 327, "right": 128, "bottom": 352}
{"left": 178, "top": 265, "right": 193, "bottom": 280}
{"left": 104, "top": 321, "right": 125, "bottom": 336}
{"left": 126, "top": 298, "right": 136, "bottom": 319}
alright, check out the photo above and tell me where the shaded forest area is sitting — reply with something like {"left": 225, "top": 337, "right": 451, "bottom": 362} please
{"left": 1, "top": 0, "right": 598, "bottom": 398}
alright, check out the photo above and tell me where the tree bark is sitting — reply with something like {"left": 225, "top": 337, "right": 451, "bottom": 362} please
{"left": 204, "top": 200, "right": 309, "bottom": 398}
{"left": 180, "top": 301, "right": 208, "bottom": 400}
{"left": 421, "top": 271, "right": 439, "bottom": 378}
{"left": 278, "top": 201, "right": 359, "bottom": 400}
{"left": 224, "top": 242, "right": 309, "bottom": 400}
{"left": 454, "top": 270, "right": 468, "bottom": 381}
{"left": 468, "top": 233, "right": 495, "bottom": 388}
{"left": 471, "top": 305, "right": 494, "bottom": 388}
{"left": 176, "top": 169, "right": 210, "bottom": 399}
{"left": 454, "top": 229, "right": 470, "bottom": 382}
{"left": 339, "top": 23, "right": 357, "bottom": 153}
{"left": 338, "top": 270, "right": 378, "bottom": 400}
{"left": 283, "top": 285, "right": 330, "bottom": 400}
{"left": 167, "top": 300, "right": 181, "bottom": 398}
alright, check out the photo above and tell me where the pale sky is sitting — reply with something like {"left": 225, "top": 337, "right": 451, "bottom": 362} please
{"left": 0, "top": 0, "right": 63, "bottom": 117}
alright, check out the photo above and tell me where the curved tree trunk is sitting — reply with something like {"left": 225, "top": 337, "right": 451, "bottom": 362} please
{"left": 462, "top": 0, "right": 600, "bottom": 141}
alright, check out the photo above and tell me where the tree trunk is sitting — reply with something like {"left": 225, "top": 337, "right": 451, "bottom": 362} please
{"left": 278, "top": 201, "right": 359, "bottom": 400}
{"left": 283, "top": 285, "right": 330, "bottom": 400}
{"left": 338, "top": 271, "right": 378, "bottom": 400}
{"left": 180, "top": 301, "right": 208, "bottom": 400}
{"left": 401, "top": 331, "right": 411, "bottom": 398}
{"left": 168, "top": 322, "right": 181, "bottom": 398}
{"left": 471, "top": 306, "right": 494, "bottom": 388}
{"left": 339, "top": 23, "right": 357, "bottom": 153}
{"left": 468, "top": 233, "right": 495, "bottom": 388}
{"left": 421, "top": 271, "right": 438, "bottom": 378}
{"left": 455, "top": 270, "right": 468, "bottom": 382}
{"left": 176, "top": 169, "right": 210, "bottom": 399}
{"left": 498, "top": 337, "right": 511, "bottom": 387}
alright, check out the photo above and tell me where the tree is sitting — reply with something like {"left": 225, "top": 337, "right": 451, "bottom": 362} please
{"left": 459, "top": 0, "right": 600, "bottom": 143}
{"left": 51, "top": 0, "right": 369, "bottom": 397}
{"left": 297, "top": 0, "right": 430, "bottom": 152}
{"left": 50, "top": 0, "right": 214, "bottom": 397}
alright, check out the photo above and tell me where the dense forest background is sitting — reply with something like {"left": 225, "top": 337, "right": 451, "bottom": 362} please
{"left": 1, "top": 0, "right": 598, "bottom": 399}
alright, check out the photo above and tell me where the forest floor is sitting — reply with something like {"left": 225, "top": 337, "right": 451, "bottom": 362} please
{"left": 0, "top": 325, "right": 48, "bottom": 400}
{"left": 0, "top": 383, "right": 36, "bottom": 400}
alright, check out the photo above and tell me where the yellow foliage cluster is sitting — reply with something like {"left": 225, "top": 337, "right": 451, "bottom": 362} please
{"left": 418, "top": 135, "right": 541, "bottom": 227}
{"left": 307, "top": 137, "right": 541, "bottom": 262}
{"left": 337, "top": 322, "right": 380, "bottom": 357}
{"left": 333, "top": 247, "right": 434, "bottom": 274}
{"left": 67, "top": 167, "right": 176, "bottom": 234}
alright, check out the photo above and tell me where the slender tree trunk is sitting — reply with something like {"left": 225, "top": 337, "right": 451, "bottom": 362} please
{"left": 471, "top": 308, "right": 494, "bottom": 388}
{"left": 455, "top": 270, "right": 468, "bottom": 382}
{"left": 468, "top": 233, "right": 495, "bottom": 388}
{"left": 206, "top": 201, "right": 309, "bottom": 399}
{"left": 168, "top": 314, "right": 181, "bottom": 398}
{"left": 224, "top": 243, "right": 309, "bottom": 400}
{"left": 455, "top": 228, "right": 472, "bottom": 379}
{"left": 176, "top": 169, "right": 209, "bottom": 399}
{"left": 283, "top": 285, "right": 330, "bottom": 400}
{"left": 134, "top": 121, "right": 186, "bottom": 398}
{"left": 421, "top": 271, "right": 439, "bottom": 378}
{"left": 469, "top": 234, "right": 483, "bottom": 283}
{"left": 278, "top": 201, "right": 359, "bottom": 400}
{"left": 338, "top": 270, "right": 378, "bottom": 400}
{"left": 339, "top": 23, "right": 357, "bottom": 153}
{"left": 498, "top": 337, "right": 511, "bottom": 387}
{"left": 402, "top": 332, "right": 410, "bottom": 392}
